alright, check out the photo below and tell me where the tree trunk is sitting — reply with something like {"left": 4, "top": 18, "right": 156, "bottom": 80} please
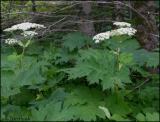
{"left": 134, "top": 1, "right": 159, "bottom": 50}
{"left": 79, "top": 2, "right": 95, "bottom": 36}
{"left": 30, "top": 0, "right": 38, "bottom": 23}
{"left": 114, "top": 2, "right": 123, "bottom": 21}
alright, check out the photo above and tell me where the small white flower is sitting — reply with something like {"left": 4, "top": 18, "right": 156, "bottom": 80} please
{"left": 93, "top": 21, "right": 137, "bottom": 44}
{"left": 113, "top": 21, "right": 131, "bottom": 27}
{"left": 93, "top": 27, "right": 137, "bottom": 43}
{"left": 95, "top": 39, "right": 100, "bottom": 43}
{"left": 21, "top": 31, "right": 38, "bottom": 37}
{"left": 93, "top": 31, "right": 111, "bottom": 43}
{"left": 3, "top": 22, "right": 46, "bottom": 32}
{"left": 110, "top": 29, "right": 120, "bottom": 36}
{"left": 5, "top": 38, "right": 18, "bottom": 45}
{"left": 111, "top": 27, "right": 137, "bottom": 36}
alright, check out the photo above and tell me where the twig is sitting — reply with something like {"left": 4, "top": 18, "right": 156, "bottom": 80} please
{"left": 41, "top": 16, "right": 68, "bottom": 36}
{"left": 1, "top": 12, "right": 78, "bottom": 18}
{"left": 51, "top": 2, "right": 80, "bottom": 14}
{"left": 134, "top": 78, "right": 150, "bottom": 89}
{"left": 67, "top": 19, "right": 114, "bottom": 23}
{"left": 127, "top": 78, "right": 150, "bottom": 94}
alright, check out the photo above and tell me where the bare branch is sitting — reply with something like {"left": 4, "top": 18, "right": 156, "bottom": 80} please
{"left": 127, "top": 78, "right": 150, "bottom": 94}
{"left": 41, "top": 16, "right": 68, "bottom": 36}
{"left": 1, "top": 12, "right": 78, "bottom": 18}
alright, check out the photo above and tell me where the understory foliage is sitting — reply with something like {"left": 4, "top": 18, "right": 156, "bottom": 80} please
{"left": 1, "top": 31, "right": 159, "bottom": 121}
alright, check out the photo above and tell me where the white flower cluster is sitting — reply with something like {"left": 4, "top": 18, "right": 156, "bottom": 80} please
{"left": 3, "top": 22, "right": 45, "bottom": 45}
{"left": 21, "top": 31, "right": 38, "bottom": 37}
{"left": 3, "top": 22, "right": 46, "bottom": 32}
{"left": 93, "top": 32, "right": 110, "bottom": 43}
{"left": 5, "top": 38, "right": 18, "bottom": 45}
{"left": 110, "top": 27, "right": 137, "bottom": 36}
{"left": 93, "top": 22, "right": 137, "bottom": 43}
{"left": 113, "top": 21, "right": 131, "bottom": 27}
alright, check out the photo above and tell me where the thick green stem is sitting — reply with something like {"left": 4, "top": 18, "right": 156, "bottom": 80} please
{"left": 114, "top": 48, "right": 120, "bottom": 93}
{"left": 20, "top": 47, "right": 25, "bottom": 68}
{"left": 116, "top": 48, "right": 120, "bottom": 71}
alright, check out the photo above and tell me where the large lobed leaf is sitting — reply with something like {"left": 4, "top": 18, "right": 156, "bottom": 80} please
{"left": 1, "top": 54, "right": 47, "bottom": 98}
{"left": 30, "top": 85, "right": 106, "bottom": 121}
{"left": 62, "top": 48, "right": 132, "bottom": 90}
{"left": 62, "top": 32, "right": 92, "bottom": 51}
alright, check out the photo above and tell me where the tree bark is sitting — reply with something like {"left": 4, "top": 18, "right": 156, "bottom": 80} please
{"left": 31, "top": 0, "right": 36, "bottom": 12}
{"left": 134, "top": 1, "right": 159, "bottom": 50}
{"left": 30, "top": 0, "right": 38, "bottom": 23}
{"left": 79, "top": 2, "right": 95, "bottom": 36}
{"left": 114, "top": 2, "right": 123, "bottom": 21}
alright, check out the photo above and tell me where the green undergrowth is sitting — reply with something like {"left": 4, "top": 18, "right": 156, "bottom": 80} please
{"left": 1, "top": 32, "right": 159, "bottom": 121}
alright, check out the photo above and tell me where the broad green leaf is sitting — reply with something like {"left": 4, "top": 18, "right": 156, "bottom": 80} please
{"left": 7, "top": 52, "right": 21, "bottom": 61}
{"left": 145, "top": 112, "right": 159, "bottom": 121}
{"left": 133, "top": 49, "right": 159, "bottom": 67}
{"left": 62, "top": 85, "right": 107, "bottom": 121}
{"left": 62, "top": 49, "right": 132, "bottom": 90}
{"left": 1, "top": 105, "right": 31, "bottom": 121}
{"left": 15, "top": 63, "right": 45, "bottom": 86}
{"left": 139, "top": 86, "right": 159, "bottom": 102}
{"left": 110, "top": 114, "right": 130, "bottom": 121}
{"left": 1, "top": 70, "right": 20, "bottom": 98}
{"left": 54, "top": 48, "right": 78, "bottom": 64}
{"left": 136, "top": 113, "right": 145, "bottom": 121}
{"left": 103, "top": 36, "right": 140, "bottom": 52}
{"left": 105, "top": 93, "right": 132, "bottom": 116}
{"left": 39, "top": 85, "right": 106, "bottom": 121}
{"left": 136, "top": 112, "right": 159, "bottom": 121}
{"left": 63, "top": 32, "right": 92, "bottom": 51}
{"left": 119, "top": 53, "right": 133, "bottom": 65}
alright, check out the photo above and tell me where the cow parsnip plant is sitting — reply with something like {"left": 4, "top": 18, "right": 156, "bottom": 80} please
{"left": 1, "top": 22, "right": 159, "bottom": 121}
